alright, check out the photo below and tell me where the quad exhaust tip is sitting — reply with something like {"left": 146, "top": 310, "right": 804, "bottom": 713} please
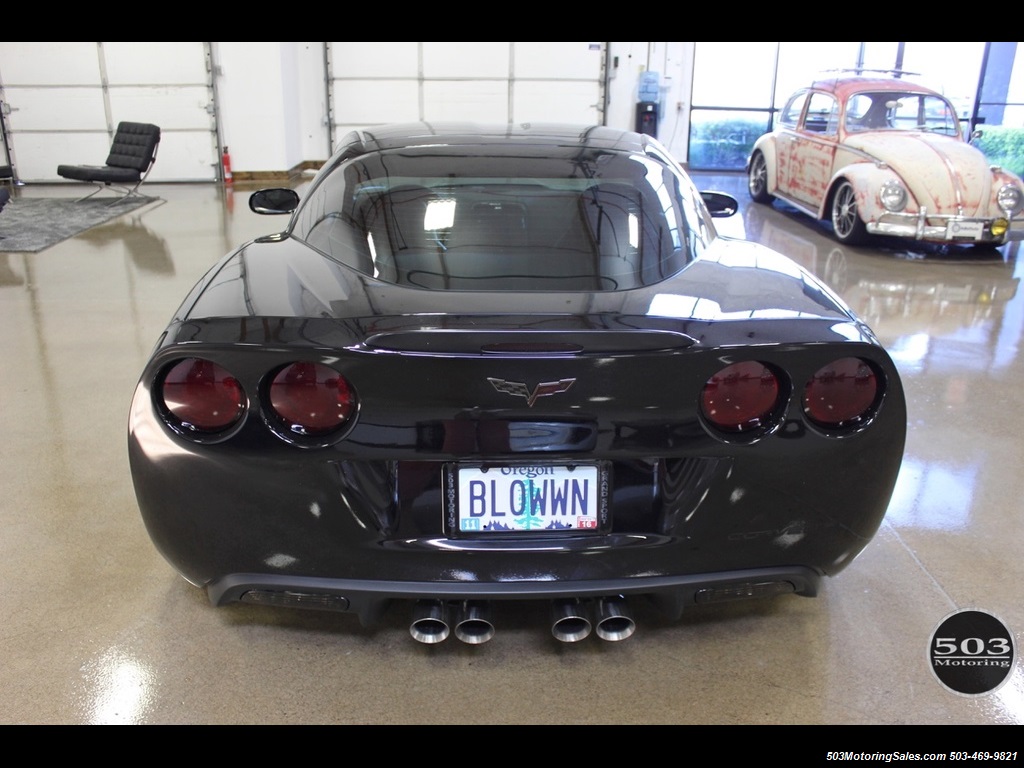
{"left": 411, "top": 597, "right": 636, "bottom": 644}
{"left": 409, "top": 600, "right": 450, "bottom": 644}
{"left": 594, "top": 596, "right": 636, "bottom": 642}
{"left": 551, "top": 597, "right": 636, "bottom": 643}
{"left": 551, "top": 598, "right": 593, "bottom": 643}
{"left": 454, "top": 601, "right": 495, "bottom": 645}
{"left": 410, "top": 600, "right": 496, "bottom": 645}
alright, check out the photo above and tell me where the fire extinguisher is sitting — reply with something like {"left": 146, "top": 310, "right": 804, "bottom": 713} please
{"left": 222, "top": 146, "right": 233, "bottom": 184}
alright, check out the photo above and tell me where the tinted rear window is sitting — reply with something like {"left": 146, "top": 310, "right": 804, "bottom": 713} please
{"left": 291, "top": 146, "right": 713, "bottom": 291}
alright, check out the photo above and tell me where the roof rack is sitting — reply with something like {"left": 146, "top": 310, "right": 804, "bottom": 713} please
{"left": 819, "top": 68, "right": 922, "bottom": 78}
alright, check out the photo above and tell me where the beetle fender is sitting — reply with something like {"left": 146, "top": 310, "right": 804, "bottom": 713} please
{"left": 822, "top": 163, "right": 904, "bottom": 222}
{"left": 749, "top": 136, "right": 779, "bottom": 197}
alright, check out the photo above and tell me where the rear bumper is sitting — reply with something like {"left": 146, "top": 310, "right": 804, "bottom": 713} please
{"left": 208, "top": 566, "right": 822, "bottom": 625}
{"left": 129, "top": 333, "right": 906, "bottom": 629}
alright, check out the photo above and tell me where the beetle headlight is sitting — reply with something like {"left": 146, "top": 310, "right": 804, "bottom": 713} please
{"left": 879, "top": 180, "right": 908, "bottom": 212}
{"left": 997, "top": 183, "right": 1024, "bottom": 216}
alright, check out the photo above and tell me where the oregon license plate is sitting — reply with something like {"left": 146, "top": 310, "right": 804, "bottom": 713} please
{"left": 447, "top": 463, "right": 607, "bottom": 534}
{"left": 946, "top": 220, "right": 984, "bottom": 240}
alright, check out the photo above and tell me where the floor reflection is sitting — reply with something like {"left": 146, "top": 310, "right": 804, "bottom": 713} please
{"left": 691, "top": 172, "right": 1024, "bottom": 550}
{"left": 0, "top": 252, "right": 24, "bottom": 286}
{"left": 80, "top": 646, "right": 155, "bottom": 725}
{"left": 76, "top": 209, "right": 174, "bottom": 275}
{"left": 733, "top": 192, "right": 1023, "bottom": 366}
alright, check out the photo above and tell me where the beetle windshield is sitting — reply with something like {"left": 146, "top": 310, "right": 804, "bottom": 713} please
{"left": 290, "top": 146, "right": 714, "bottom": 291}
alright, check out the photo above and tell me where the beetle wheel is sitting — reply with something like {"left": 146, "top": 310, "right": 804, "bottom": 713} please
{"left": 830, "top": 181, "right": 868, "bottom": 245}
{"left": 748, "top": 152, "right": 773, "bottom": 204}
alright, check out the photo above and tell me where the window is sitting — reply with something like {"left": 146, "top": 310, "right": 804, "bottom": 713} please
{"left": 803, "top": 93, "right": 838, "bottom": 135}
{"left": 779, "top": 92, "right": 808, "bottom": 128}
{"left": 686, "top": 42, "right": 1024, "bottom": 173}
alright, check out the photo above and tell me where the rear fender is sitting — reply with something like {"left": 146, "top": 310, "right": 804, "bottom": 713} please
{"left": 749, "top": 136, "right": 779, "bottom": 196}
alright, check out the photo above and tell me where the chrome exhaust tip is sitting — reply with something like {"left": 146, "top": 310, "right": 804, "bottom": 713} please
{"left": 551, "top": 599, "right": 592, "bottom": 643}
{"left": 454, "top": 601, "right": 495, "bottom": 644}
{"left": 410, "top": 600, "right": 450, "bottom": 644}
{"left": 594, "top": 596, "right": 636, "bottom": 642}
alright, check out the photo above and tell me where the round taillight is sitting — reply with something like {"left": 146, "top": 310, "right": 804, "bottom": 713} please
{"left": 161, "top": 358, "right": 245, "bottom": 432}
{"left": 803, "top": 357, "right": 879, "bottom": 428}
{"left": 268, "top": 362, "right": 356, "bottom": 435}
{"left": 700, "top": 361, "right": 781, "bottom": 432}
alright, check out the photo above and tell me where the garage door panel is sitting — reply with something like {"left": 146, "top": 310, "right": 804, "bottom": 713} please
{"left": 108, "top": 87, "right": 211, "bottom": 131}
{"left": 513, "top": 81, "right": 602, "bottom": 124}
{"left": 514, "top": 42, "right": 604, "bottom": 79}
{"left": 329, "top": 41, "right": 419, "bottom": 78}
{"left": 103, "top": 42, "right": 209, "bottom": 83}
{"left": 148, "top": 133, "right": 217, "bottom": 182}
{"left": 332, "top": 80, "right": 420, "bottom": 125}
{"left": 9, "top": 133, "right": 111, "bottom": 183}
{"left": 0, "top": 41, "right": 216, "bottom": 183}
{"left": 11, "top": 131, "right": 214, "bottom": 184}
{"left": 4, "top": 89, "right": 109, "bottom": 131}
{"left": 326, "top": 41, "right": 605, "bottom": 151}
{"left": 423, "top": 81, "right": 509, "bottom": 122}
{"left": 0, "top": 43, "right": 101, "bottom": 84}
{"left": 14, "top": 139, "right": 212, "bottom": 184}
{"left": 422, "top": 42, "right": 510, "bottom": 78}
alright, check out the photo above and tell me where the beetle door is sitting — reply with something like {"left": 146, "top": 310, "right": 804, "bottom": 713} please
{"left": 783, "top": 91, "right": 839, "bottom": 208}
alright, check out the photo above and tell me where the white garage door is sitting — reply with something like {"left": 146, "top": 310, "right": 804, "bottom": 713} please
{"left": 0, "top": 41, "right": 219, "bottom": 183}
{"left": 326, "top": 42, "right": 608, "bottom": 151}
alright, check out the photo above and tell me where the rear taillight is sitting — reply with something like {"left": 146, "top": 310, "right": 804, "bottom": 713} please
{"left": 160, "top": 358, "right": 245, "bottom": 433}
{"left": 803, "top": 357, "right": 879, "bottom": 429}
{"left": 700, "top": 361, "right": 782, "bottom": 433}
{"left": 268, "top": 362, "right": 356, "bottom": 436}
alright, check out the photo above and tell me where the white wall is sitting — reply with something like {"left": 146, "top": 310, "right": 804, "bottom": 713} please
{"left": 0, "top": 42, "right": 697, "bottom": 181}
{"left": 296, "top": 43, "right": 332, "bottom": 163}
{"left": 6, "top": 42, "right": 1016, "bottom": 180}
{"left": 605, "top": 42, "right": 695, "bottom": 162}
{"left": 214, "top": 42, "right": 326, "bottom": 175}
{"left": 213, "top": 42, "right": 696, "bottom": 175}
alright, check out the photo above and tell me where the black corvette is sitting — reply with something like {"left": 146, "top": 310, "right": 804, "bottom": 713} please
{"left": 128, "top": 123, "right": 906, "bottom": 644}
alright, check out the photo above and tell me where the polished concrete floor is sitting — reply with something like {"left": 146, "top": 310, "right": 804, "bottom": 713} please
{"left": 1, "top": 172, "right": 1022, "bottom": 725}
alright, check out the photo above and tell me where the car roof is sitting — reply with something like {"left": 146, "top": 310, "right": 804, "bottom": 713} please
{"left": 807, "top": 71, "right": 942, "bottom": 100}
{"left": 335, "top": 122, "right": 654, "bottom": 157}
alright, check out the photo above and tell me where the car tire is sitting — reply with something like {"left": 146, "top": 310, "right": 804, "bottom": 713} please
{"left": 830, "top": 181, "right": 868, "bottom": 245}
{"left": 748, "top": 152, "right": 774, "bottom": 204}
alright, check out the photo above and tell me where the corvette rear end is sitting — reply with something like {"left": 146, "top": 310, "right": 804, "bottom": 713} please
{"left": 128, "top": 123, "right": 906, "bottom": 643}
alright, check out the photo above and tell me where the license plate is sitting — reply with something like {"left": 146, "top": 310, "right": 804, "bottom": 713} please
{"left": 945, "top": 220, "right": 984, "bottom": 240}
{"left": 447, "top": 463, "right": 607, "bottom": 534}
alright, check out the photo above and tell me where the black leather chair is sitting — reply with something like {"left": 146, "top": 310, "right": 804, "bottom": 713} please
{"left": 57, "top": 122, "right": 160, "bottom": 203}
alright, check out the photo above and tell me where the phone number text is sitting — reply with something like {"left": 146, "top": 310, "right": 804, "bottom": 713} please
{"left": 826, "top": 753, "right": 1018, "bottom": 762}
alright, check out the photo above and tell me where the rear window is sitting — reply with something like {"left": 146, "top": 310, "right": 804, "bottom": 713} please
{"left": 290, "top": 147, "right": 713, "bottom": 291}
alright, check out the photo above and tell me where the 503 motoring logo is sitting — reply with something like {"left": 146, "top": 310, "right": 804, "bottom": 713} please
{"left": 929, "top": 609, "right": 1017, "bottom": 696}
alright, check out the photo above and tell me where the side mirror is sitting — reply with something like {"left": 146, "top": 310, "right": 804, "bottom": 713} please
{"left": 701, "top": 191, "right": 739, "bottom": 218}
{"left": 249, "top": 188, "right": 300, "bottom": 215}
